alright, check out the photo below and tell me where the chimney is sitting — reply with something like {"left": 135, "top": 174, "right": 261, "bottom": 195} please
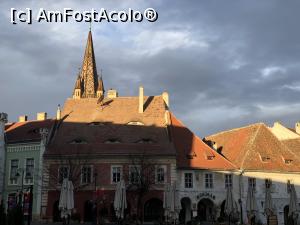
{"left": 37, "top": 112, "right": 47, "bottom": 121}
{"left": 56, "top": 104, "right": 61, "bottom": 120}
{"left": 107, "top": 89, "right": 118, "bottom": 99}
{"left": 19, "top": 115, "right": 28, "bottom": 122}
{"left": 139, "top": 86, "right": 144, "bottom": 113}
{"left": 296, "top": 122, "right": 300, "bottom": 134}
{"left": 162, "top": 91, "right": 169, "bottom": 108}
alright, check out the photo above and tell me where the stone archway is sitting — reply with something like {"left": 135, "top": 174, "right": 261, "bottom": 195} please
{"left": 144, "top": 198, "right": 163, "bottom": 222}
{"left": 197, "top": 198, "right": 215, "bottom": 222}
{"left": 179, "top": 197, "right": 192, "bottom": 224}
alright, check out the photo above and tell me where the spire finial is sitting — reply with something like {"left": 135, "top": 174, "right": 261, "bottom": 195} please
{"left": 89, "top": 20, "right": 92, "bottom": 32}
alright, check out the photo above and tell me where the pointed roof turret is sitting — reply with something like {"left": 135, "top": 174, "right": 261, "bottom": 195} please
{"left": 97, "top": 75, "right": 104, "bottom": 92}
{"left": 80, "top": 31, "right": 99, "bottom": 98}
{"left": 74, "top": 74, "right": 81, "bottom": 90}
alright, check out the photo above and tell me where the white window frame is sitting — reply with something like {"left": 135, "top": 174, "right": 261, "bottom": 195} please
{"left": 9, "top": 159, "right": 19, "bottom": 185}
{"left": 58, "top": 166, "right": 70, "bottom": 184}
{"left": 129, "top": 165, "right": 141, "bottom": 184}
{"left": 155, "top": 165, "right": 166, "bottom": 184}
{"left": 205, "top": 173, "right": 213, "bottom": 189}
{"left": 81, "top": 165, "right": 93, "bottom": 184}
{"left": 184, "top": 172, "right": 193, "bottom": 189}
{"left": 24, "top": 158, "right": 35, "bottom": 185}
{"left": 111, "top": 165, "right": 123, "bottom": 184}
{"left": 225, "top": 174, "right": 232, "bottom": 188}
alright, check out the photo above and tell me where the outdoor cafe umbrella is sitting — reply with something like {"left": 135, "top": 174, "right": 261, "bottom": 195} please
{"left": 288, "top": 184, "right": 299, "bottom": 221}
{"left": 163, "top": 182, "right": 181, "bottom": 223}
{"left": 246, "top": 186, "right": 259, "bottom": 224}
{"left": 114, "top": 179, "right": 127, "bottom": 220}
{"left": 264, "top": 186, "right": 274, "bottom": 217}
{"left": 225, "top": 187, "right": 237, "bottom": 224}
{"left": 59, "top": 179, "right": 74, "bottom": 221}
{"left": 66, "top": 180, "right": 74, "bottom": 215}
{"left": 172, "top": 182, "right": 182, "bottom": 222}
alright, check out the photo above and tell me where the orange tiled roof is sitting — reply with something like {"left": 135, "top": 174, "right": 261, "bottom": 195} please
{"left": 5, "top": 119, "right": 54, "bottom": 144}
{"left": 45, "top": 96, "right": 176, "bottom": 156}
{"left": 170, "top": 113, "right": 236, "bottom": 170}
{"left": 205, "top": 123, "right": 300, "bottom": 172}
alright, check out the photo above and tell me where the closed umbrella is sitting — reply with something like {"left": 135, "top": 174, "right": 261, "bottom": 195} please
{"left": 246, "top": 186, "right": 259, "bottom": 224}
{"left": 114, "top": 179, "right": 127, "bottom": 220}
{"left": 59, "top": 179, "right": 68, "bottom": 219}
{"left": 225, "top": 187, "right": 237, "bottom": 224}
{"left": 289, "top": 184, "right": 299, "bottom": 222}
{"left": 265, "top": 186, "right": 273, "bottom": 216}
{"left": 66, "top": 180, "right": 74, "bottom": 216}
{"left": 173, "top": 182, "right": 182, "bottom": 222}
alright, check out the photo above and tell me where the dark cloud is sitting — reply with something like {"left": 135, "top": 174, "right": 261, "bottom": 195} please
{"left": 1, "top": 0, "right": 300, "bottom": 136}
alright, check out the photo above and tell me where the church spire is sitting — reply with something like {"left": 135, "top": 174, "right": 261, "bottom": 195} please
{"left": 80, "top": 30, "right": 99, "bottom": 98}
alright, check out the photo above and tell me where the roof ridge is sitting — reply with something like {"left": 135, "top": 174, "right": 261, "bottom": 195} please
{"left": 240, "top": 123, "right": 263, "bottom": 168}
{"left": 206, "top": 122, "right": 265, "bottom": 138}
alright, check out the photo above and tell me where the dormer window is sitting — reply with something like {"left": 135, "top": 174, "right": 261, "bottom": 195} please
{"left": 284, "top": 159, "right": 293, "bottom": 164}
{"left": 88, "top": 122, "right": 104, "bottom": 126}
{"left": 104, "top": 138, "right": 121, "bottom": 144}
{"left": 261, "top": 155, "right": 271, "bottom": 162}
{"left": 186, "top": 152, "right": 196, "bottom": 159}
{"left": 70, "top": 138, "right": 87, "bottom": 144}
{"left": 136, "top": 138, "right": 154, "bottom": 144}
{"left": 127, "top": 121, "right": 144, "bottom": 126}
{"left": 207, "top": 155, "right": 215, "bottom": 160}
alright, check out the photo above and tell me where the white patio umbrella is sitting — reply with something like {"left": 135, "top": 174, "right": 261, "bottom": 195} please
{"left": 59, "top": 178, "right": 69, "bottom": 220}
{"left": 289, "top": 184, "right": 299, "bottom": 220}
{"left": 225, "top": 187, "right": 237, "bottom": 221}
{"left": 66, "top": 180, "right": 74, "bottom": 215}
{"left": 114, "top": 179, "right": 127, "bottom": 219}
{"left": 264, "top": 186, "right": 273, "bottom": 217}
{"left": 246, "top": 186, "right": 259, "bottom": 224}
{"left": 246, "top": 186, "right": 260, "bottom": 224}
{"left": 173, "top": 182, "right": 182, "bottom": 221}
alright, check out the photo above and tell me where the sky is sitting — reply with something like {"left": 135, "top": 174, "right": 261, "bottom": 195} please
{"left": 1, "top": 0, "right": 300, "bottom": 137}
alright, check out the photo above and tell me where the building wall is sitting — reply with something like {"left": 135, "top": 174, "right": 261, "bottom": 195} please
{"left": 42, "top": 157, "right": 176, "bottom": 221}
{"left": 177, "top": 169, "right": 300, "bottom": 225}
{"left": 241, "top": 171, "right": 300, "bottom": 225}
{"left": 3, "top": 143, "right": 41, "bottom": 217}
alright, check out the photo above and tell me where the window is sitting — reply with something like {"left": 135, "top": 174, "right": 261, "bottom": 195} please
{"left": 81, "top": 166, "right": 92, "bottom": 184}
{"left": 265, "top": 179, "right": 272, "bottom": 189}
{"left": 112, "top": 166, "right": 122, "bottom": 183}
{"left": 205, "top": 173, "right": 213, "bottom": 189}
{"left": 25, "top": 158, "right": 34, "bottom": 184}
{"left": 184, "top": 173, "right": 193, "bottom": 188}
{"left": 9, "top": 159, "right": 19, "bottom": 185}
{"left": 225, "top": 174, "right": 232, "bottom": 188}
{"left": 156, "top": 166, "right": 165, "bottom": 184}
{"left": 248, "top": 178, "right": 256, "bottom": 191}
{"left": 58, "top": 166, "right": 69, "bottom": 184}
{"left": 129, "top": 166, "right": 140, "bottom": 184}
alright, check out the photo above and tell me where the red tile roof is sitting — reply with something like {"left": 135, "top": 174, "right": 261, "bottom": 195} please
{"left": 170, "top": 113, "right": 236, "bottom": 170}
{"left": 5, "top": 119, "right": 54, "bottom": 144}
{"left": 205, "top": 123, "right": 300, "bottom": 172}
{"left": 45, "top": 96, "right": 176, "bottom": 157}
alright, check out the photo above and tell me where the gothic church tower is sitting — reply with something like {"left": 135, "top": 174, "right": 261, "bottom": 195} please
{"left": 73, "top": 31, "right": 104, "bottom": 99}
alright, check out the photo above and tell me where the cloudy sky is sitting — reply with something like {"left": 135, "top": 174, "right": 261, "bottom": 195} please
{"left": 1, "top": 0, "right": 300, "bottom": 136}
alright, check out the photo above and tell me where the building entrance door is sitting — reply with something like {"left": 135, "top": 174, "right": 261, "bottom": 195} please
{"left": 197, "top": 198, "right": 214, "bottom": 222}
